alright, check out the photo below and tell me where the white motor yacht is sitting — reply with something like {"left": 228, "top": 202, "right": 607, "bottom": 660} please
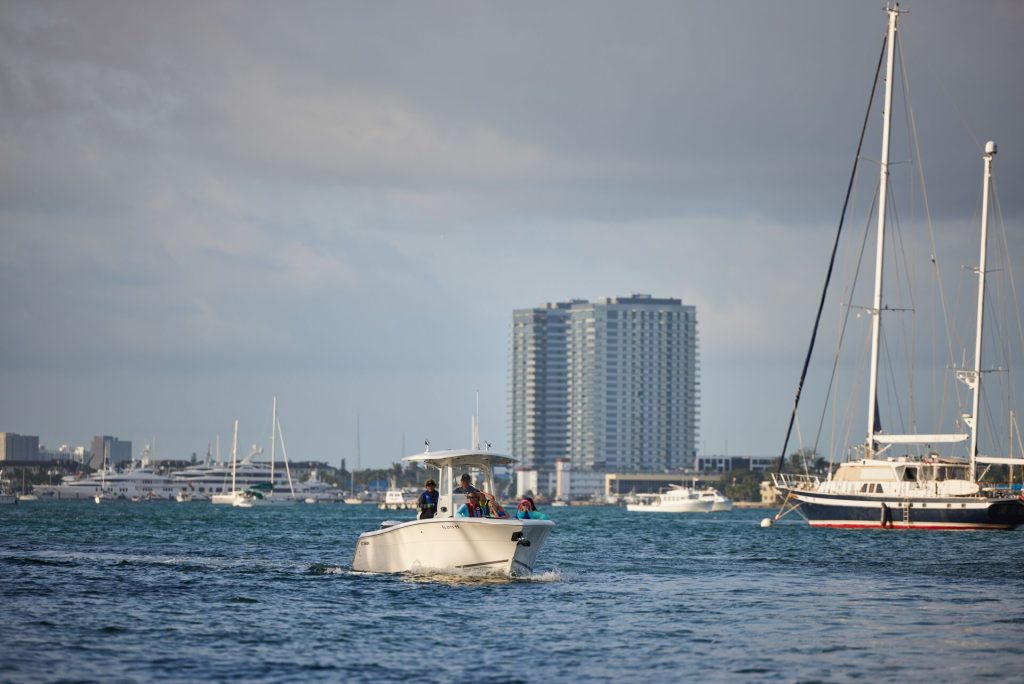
{"left": 626, "top": 484, "right": 713, "bottom": 513}
{"left": 351, "top": 449, "right": 554, "bottom": 576}
{"left": 698, "top": 488, "right": 733, "bottom": 512}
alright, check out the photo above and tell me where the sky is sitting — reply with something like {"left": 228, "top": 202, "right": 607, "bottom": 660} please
{"left": 2, "top": 1, "right": 1022, "bottom": 469}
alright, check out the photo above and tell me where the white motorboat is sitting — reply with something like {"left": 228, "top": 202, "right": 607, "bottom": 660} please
{"left": 378, "top": 486, "right": 416, "bottom": 510}
{"left": 351, "top": 449, "right": 554, "bottom": 576}
{"left": 626, "top": 484, "right": 714, "bottom": 513}
{"left": 698, "top": 488, "right": 733, "bottom": 512}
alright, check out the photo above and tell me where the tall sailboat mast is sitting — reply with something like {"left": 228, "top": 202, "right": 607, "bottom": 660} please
{"left": 866, "top": 4, "right": 900, "bottom": 456}
{"left": 967, "top": 141, "right": 997, "bottom": 480}
{"left": 231, "top": 419, "right": 239, "bottom": 494}
{"left": 270, "top": 396, "right": 277, "bottom": 487}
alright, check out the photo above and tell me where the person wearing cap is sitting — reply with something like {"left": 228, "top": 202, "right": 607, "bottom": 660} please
{"left": 417, "top": 479, "right": 439, "bottom": 519}
{"left": 453, "top": 473, "right": 478, "bottom": 494}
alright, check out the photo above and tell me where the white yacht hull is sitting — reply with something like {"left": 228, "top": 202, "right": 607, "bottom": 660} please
{"left": 626, "top": 500, "right": 713, "bottom": 513}
{"left": 352, "top": 517, "right": 554, "bottom": 576}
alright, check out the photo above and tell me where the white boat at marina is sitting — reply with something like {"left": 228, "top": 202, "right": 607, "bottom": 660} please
{"left": 297, "top": 470, "right": 342, "bottom": 503}
{"left": 771, "top": 5, "right": 1024, "bottom": 531}
{"left": 210, "top": 399, "right": 298, "bottom": 507}
{"left": 378, "top": 486, "right": 417, "bottom": 510}
{"left": 352, "top": 449, "right": 554, "bottom": 576}
{"left": 626, "top": 484, "right": 714, "bottom": 513}
{"left": 698, "top": 488, "right": 733, "bottom": 512}
{"left": 38, "top": 460, "right": 187, "bottom": 502}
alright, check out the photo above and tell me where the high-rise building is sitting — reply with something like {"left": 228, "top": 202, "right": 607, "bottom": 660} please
{"left": 0, "top": 432, "right": 41, "bottom": 462}
{"left": 89, "top": 435, "right": 132, "bottom": 470}
{"left": 509, "top": 294, "right": 699, "bottom": 481}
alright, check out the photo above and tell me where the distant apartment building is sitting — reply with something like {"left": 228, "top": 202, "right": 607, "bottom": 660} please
{"left": 0, "top": 432, "right": 41, "bottom": 462}
{"left": 509, "top": 294, "right": 699, "bottom": 483}
{"left": 89, "top": 435, "right": 132, "bottom": 469}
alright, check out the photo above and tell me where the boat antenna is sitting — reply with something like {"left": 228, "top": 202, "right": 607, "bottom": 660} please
{"left": 775, "top": 29, "right": 889, "bottom": 474}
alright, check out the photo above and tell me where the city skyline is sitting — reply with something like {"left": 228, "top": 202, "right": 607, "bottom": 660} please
{"left": 2, "top": 2, "right": 1022, "bottom": 468}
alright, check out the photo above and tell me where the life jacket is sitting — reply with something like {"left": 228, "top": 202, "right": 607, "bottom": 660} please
{"left": 465, "top": 502, "right": 483, "bottom": 517}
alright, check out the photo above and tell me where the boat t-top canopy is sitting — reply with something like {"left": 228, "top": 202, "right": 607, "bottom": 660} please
{"left": 402, "top": 449, "right": 517, "bottom": 469}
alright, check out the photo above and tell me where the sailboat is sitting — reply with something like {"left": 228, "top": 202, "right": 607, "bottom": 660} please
{"left": 772, "top": 5, "right": 1024, "bottom": 530}
{"left": 93, "top": 446, "right": 110, "bottom": 504}
{"left": 210, "top": 420, "right": 251, "bottom": 506}
{"left": 210, "top": 400, "right": 298, "bottom": 507}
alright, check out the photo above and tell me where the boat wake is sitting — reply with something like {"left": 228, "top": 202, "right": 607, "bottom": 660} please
{"left": 308, "top": 561, "right": 565, "bottom": 584}
{"left": 306, "top": 563, "right": 347, "bottom": 575}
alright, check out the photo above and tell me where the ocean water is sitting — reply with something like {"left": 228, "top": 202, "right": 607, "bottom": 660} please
{"left": 2, "top": 501, "right": 1023, "bottom": 683}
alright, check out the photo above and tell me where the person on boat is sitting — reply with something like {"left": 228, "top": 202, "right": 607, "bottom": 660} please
{"left": 523, "top": 496, "right": 537, "bottom": 512}
{"left": 479, "top": 491, "right": 508, "bottom": 519}
{"left": 456, "top": 491, "right": 485, "bottom": 517}
{"left": 417, "top": 479, "right": 438, "bottom": 519}
{"left": 513, "top": 498, "right": 550, "bottom": 520}
{"left": 453, "top": 473, "right": 478, "bottom": 494}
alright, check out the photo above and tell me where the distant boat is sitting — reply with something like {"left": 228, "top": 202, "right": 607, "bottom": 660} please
{"left": 211, "top": 399, "right": 299, "bottom": 507}
{"left": 626, "top": 484, "right": 713, "bottom": 513}
{"left": 210, "top": 420, "right": 249, "bottom": 506}
{"left": 698, "top": 488, "right": 733, "bottom": 512}
{"left": 378, "top": 482, "right": 416, "bottom": 510}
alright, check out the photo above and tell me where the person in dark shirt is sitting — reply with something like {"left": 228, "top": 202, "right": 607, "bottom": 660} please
{"left": 453, "top": 473, "right": 478, "bottom": 494}
{"left": 417, "top": 479, "right": 438, "bottom": 519}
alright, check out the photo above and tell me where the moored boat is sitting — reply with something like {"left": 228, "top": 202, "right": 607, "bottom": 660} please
{"left": 699, "top": 488, "right": 733, "bottom": 512}
{"left": 626, "top": 484, "right": 713, "bottom": 513}
{"left": 771, "top": 5, "right": 1024, "bottom": 531}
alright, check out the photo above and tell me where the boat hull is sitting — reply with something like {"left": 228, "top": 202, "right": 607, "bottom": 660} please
{"left": 780, "top": 488, "right": 1024, "bottom": 530}
{"left": 351, "top": 517, "right": 554, "bottom": 576}
{"left": 626, "top": 500, "right": 713, "bottom": 513}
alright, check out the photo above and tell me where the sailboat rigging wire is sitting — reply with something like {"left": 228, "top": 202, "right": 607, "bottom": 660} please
{"left": 993, "top": 180, "right": 1024, "bottom": 358}
{"left": 813, "top": 186, "right": 878, "bottom": 460}
{"left": 885, "top": 184, "right": 921, "bottom": 437}
{"left": 775, "top": 36, "right": 888, "bottom": 475}
{"left": 899, "top": 25, "right": 961, "bottom": 433}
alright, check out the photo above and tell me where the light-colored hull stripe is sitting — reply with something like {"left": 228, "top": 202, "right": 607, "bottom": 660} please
{"left": 809, "top": 521, "right": 1012, "bottom": 530}
{"left": 454, "top": 559, "right": 508, "bottom": 569}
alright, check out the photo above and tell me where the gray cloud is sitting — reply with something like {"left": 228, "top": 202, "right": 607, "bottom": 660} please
{"left": 1, "top": 0, "right": 1022, "bottom": 463}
